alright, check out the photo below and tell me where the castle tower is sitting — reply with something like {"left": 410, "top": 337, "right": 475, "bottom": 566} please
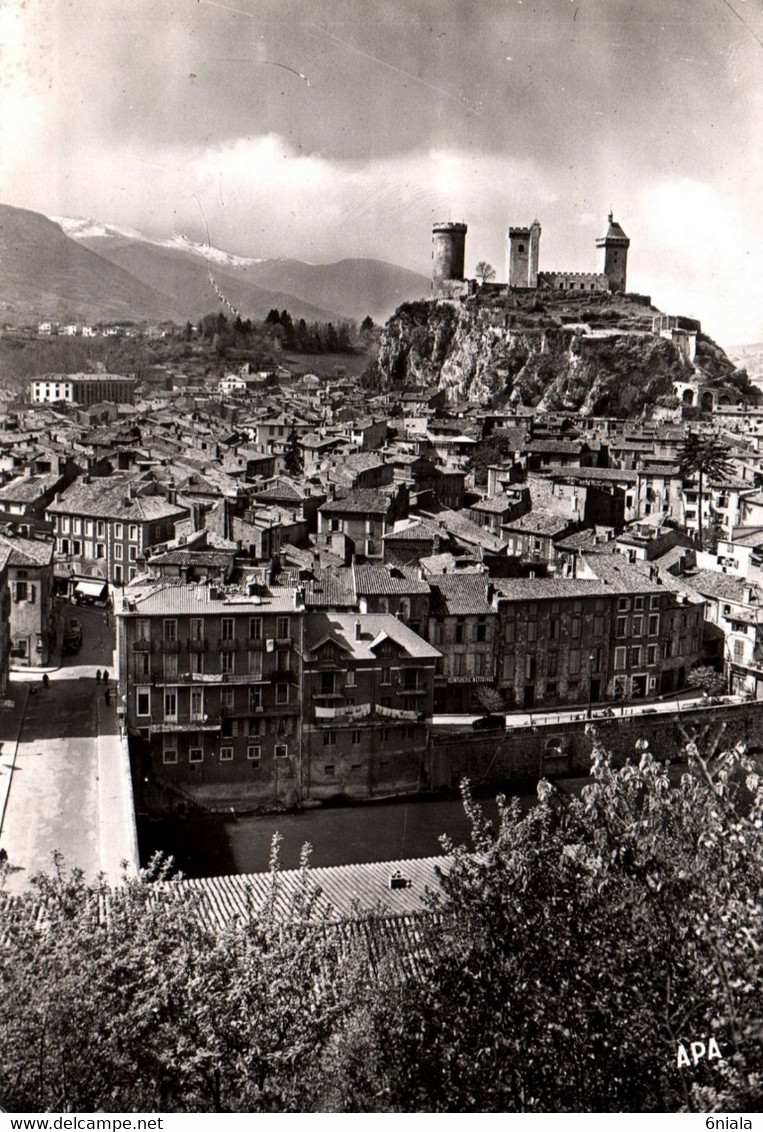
{"left": 432, "top": 221, "right": 467, "bottom": 289}
{"left": 507, "top": 219, "right": 541, "bottom": 288}
{"left": 596, "top": 212, "right": 630, "bottom": 293}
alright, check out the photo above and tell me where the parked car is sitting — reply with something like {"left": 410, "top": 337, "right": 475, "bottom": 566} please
{"left": 472, "top": 713, "right": 506, "bottom": 731}
{"left": 62, "top": 619, "right": 83, "bottom": 655}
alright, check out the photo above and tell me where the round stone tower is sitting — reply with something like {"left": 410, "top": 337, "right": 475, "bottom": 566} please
{"left": 432, "top": 221, "right": 467, "bottom": 289}
{"left": 596, "top": 212, "right": 630, "bottom": 293}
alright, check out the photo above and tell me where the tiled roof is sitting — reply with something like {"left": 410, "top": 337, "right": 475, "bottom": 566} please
{"left": 0, "top": 532, "right": 54, "bottom": 567}
{"left": 540, "top": 465, "right": 639, "bottom": 483}
{"left": 427, "top": 509, "right": 507, "bottom": 553}
{"left": 177, "top": 855, "right": 449, "bottom": 926}
{"left": 121, "top": 580, "right": 299, "bottom": 615}
{"left": 680, "top": 569, "right": 761, "bottom": 605}
{"left": 493, "top": 577, "right": 616, "bottom": 602}
{"left": 304, "top": 612, "right": 441, "bottom": 660}
{"left": 383, "top": 520, "right": 442, "bottom": 542}
{"left": 303, "top": 568, "right": 356, "bottom": 609}
{"left": 428, "top": 574, "right": 492, "bottom": 616}
{"left": 47, "top": 478, "right": 188, "bottom": 523}
{"left": 503, "top": 510, "right": 575, "bottom": 537}
{"left": 0, "top": 473, "right": 62, "bottom": 502}
{"left": 353, "top": 563, "right": 430, "bottom": 596}
{"left": 319, "top": 489, "right": 394, "bottom": 515}
{"left": 471, "top": 493, "right": 516, "bottom": 514}
{"left": 578, "top": 555, "right": 666, "bottom": 594}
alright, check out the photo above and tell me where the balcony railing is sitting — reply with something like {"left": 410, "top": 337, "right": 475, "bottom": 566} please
{"left": 158, "top": 639, "right": 181, "bottom": 653}
{"left": 246, "top": 637, "right": 266, "bottom": 650}
{"left": 274, "top": 636, "right": 292, "bottom": 648}
{"left": 188, "top": 638, "right": 208, "bottom": 652}
{"left": 217, "top": 639, "right": 239, "bottom": 652}
{"left": 132, "top": 639, "right": 153, "bottom": 653}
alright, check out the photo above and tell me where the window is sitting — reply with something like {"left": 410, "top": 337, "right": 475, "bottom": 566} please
{"left": 14, "top": 581, "right": 28, "bottom": 601}
{"left": 474, "top": 619, "right": 487, "bottom": 643}
{"left": 324, "top": 764, "right": 335, "bottom": 776}
{"left": 276, "top": 683, "right": 289, "bottom": 705}
{"left": 249, "top": 616, "right": 263, "bottom": 640}
{"left": 633, "top": 616, "right": 643, "bottom": 637}
{"left": 647, "top": 645, "right": 657, "bottom": 666}
{"left": 190, "top": 689, "right": 204, "bottom": 722}
{"left": 221, "top": 617, "right": 234, "bottom": 640}
{"left": 648, "top": 615, "right": 659, "bottom": 636}
{"left": 455, "top": 619, "right": 465, "bottom": 643}
{"left": 346, "top": 668, "right": 356, "bottom": 687}
{"left": 129, "top": 545, "right": 138, "bottom": 562}
{"left": 381, "top": 666, "right": 391, "bottom": 685}
{"left": 352, "top": 729, "right": 361, "bottom": 745}
{"left": 323, "top": 730, "right": 337, "bottom": 746}
{"left": 221, "top": 651, "right": 234, "bottom": 675}
{"left": 164, "top": 653, "right": 178, "bottom": 679}
{"left": 275, "top": 744, "right": 288, "bottom": 759}
{"left": 95, "top": 543, "right": 106, "bottom": 559}
{"left": 190, "top": 618, "right": 203, "bottom": 641}
{"left": 247, "top": 745, "right": 261, "bottom": 762}
{"left": 569, "top": 649, "right": 581, "bottom": 676}
{"left": 250, "top": 687, "right": 262, "bottom": 710}
{"left": 452, "top": 654, "right": 464, "bottom": 677}
{"left": 618, "top": 598, "right": 630, "bottom": 612}
{"left": 189, "top": 747, "right": 203, "bottom": 764}
{"left": 114, "top": 523, "right": 123, "bottom": 539}
{"left": 220, "top": 687, "right": 234, "bottom": 711}
{"left": 163, "top": 619, "right": 177, "bottom": 642}
{"left": 525, "top": 655, "right": 536, "bottom": 680}
{"left": 162, "top": 746, "right": 177, "bottom": 765}
{"left": 650, "top": 595, "right": 660, "bottom": 610}
{"left": 97, "top": 521, "right": 105, "bottom": 537}
{"left": 527, "top": 621, "right": 537, "bottom": 643}
{"left": 615, "top": 647, "right": 627, "bottom": 671}
{"left": 128, "top": 524, "right": 138, "bottom": 541}
{"left": 248, "top": 650, "right": 263, "bottom": 677}
{"left": 549, "top": 618, "right": 560, "bottom": 640}
{"left": 616, "top": 617, "right": 627, "bottom": 638}
{"left": 503, "top": 654, "right": 515, "bottom": 680}
{"left": 136, "top": 688, "right": 151, "bottom": 716}
{"left": 114, "top": 543, "right": 123, "bottom": 560}
{"left": 220, "top": 746, "right": 233, "bottom": 762}
{"left": 73, "top": 518, "right": 81, "bottom": 535}
{"left": 191, "top": 652, "right": 203, "bottom": 675}
{"left": 276, "top": 617, "right": 290, "bottom": 639}
{"left": 634, "top": 596, "right": 644, "bottom": 611}
{"left": 474, "top": 654, "right": 486, "bottom": 677}
{"left": 733, "top": 639, "right": 745, "bottom": 661}
{"left": 135, "top": 653, "right": 150, "bottom": 679}
{"left": 630, "top": 646, "right": 641, "bottom": 667}
{"left": 432, "top": 621, "right": 443, "bottom": 644}
{"left": 163, "top": 692, "right": 177, "bottom": 720}
{"left": 547, "top": 653, "right": 558, "bottom": 678}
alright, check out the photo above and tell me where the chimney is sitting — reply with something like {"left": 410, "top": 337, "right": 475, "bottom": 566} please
{"left": 743, "top": 584, "right": 752, "bottom": 605}
{"left": 354, "top": 620, "right": 362, "bottom": 640}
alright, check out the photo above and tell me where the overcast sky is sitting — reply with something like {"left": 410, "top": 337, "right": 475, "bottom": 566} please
{"left": 1, "top": 0, "right": 761, "bottom": 344}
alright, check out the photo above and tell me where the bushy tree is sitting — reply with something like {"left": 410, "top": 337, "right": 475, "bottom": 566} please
{"left": 0, "top": 844, "right": 349, "bottom": 1113}
{"left": 330, "top": 735, "right": 763, "bottom": 1112}
{"left": 686, "top": 665, "right": 728, "bottom": 697}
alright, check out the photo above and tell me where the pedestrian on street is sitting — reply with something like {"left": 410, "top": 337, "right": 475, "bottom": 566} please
{"left": 102, "top": 670, "right": 109, "bottom": 685}
{"left": 104, "top": 688, "right": 111, "bottom": 706}
{"left": 95, "top": 669, "right": 101, "bottom": 683}
{"left": 0, "top": 847, "right": 7, "bottom": 865}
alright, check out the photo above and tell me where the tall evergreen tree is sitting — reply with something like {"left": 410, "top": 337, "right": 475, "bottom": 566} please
{"left": 677, "top": 432, "right": 734, "bottom": 548}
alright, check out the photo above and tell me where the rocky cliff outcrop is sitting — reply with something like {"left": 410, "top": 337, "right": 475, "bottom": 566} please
{"left": 372, "top": 292, "right": 743, "bottom": 416}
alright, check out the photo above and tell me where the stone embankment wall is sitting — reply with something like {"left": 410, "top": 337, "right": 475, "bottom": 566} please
{"left": 427, "top": 701, "right": 763, "bottom": 789}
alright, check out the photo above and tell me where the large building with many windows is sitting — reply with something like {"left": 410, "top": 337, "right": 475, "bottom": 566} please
{"left": 47, "top": 477, "right": 187, "bottom": 585}
{"left": 30, "top": 373, "right": 136, "bottom": 407}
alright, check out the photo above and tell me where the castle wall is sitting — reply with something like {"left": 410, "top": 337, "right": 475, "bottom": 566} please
{"left": 537, "top": 272, "right": 610, "bottom": 293}
{"left": 432, "top": 223, "right": 467, "bottom": 288}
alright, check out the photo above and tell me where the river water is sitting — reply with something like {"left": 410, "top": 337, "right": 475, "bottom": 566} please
{"left": 137, "top": 779, "right": 577, "bottom": 878}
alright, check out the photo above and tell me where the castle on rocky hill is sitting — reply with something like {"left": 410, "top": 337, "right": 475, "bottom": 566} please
{"left": 432, "top": 213, "right": 630, "bottom": 297}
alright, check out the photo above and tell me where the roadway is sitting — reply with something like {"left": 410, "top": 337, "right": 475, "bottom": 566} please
{"left": 0, "top": 600, "right": 137, "bottom": 893}
{"left": 431, "top": 691, "right": 746, "bottom": 730}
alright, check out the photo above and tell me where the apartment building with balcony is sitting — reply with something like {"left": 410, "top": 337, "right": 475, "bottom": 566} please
{"left": 301, "top": 612, "right": 440, "bottom": 801}
{"left": 118, "top": 578, "right": 304, "bottom": 808}
{"left": 427, "top": 574, "right": 497, "bottom": 713}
